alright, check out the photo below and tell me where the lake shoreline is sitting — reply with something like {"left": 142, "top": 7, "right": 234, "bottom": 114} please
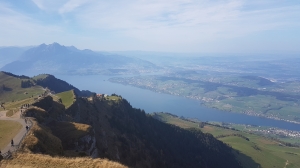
{"left": 56, "top": 74, "right": 300, "bottom": 131}
{"left": 108, "top": 78, "right": 300, "bottom": 125}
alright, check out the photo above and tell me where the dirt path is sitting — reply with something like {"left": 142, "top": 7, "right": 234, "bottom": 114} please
{"left": 0, "top": 110, "right": 31, "bottom": 154}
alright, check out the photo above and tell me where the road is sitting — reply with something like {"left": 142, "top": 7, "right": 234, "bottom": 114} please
{"left": 0, "top": 110, "right": 30, "bottom": 154}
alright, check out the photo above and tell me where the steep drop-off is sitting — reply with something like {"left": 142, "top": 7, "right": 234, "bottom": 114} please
{"left": 65, "top": 95, "right": 241, "bottom": 168}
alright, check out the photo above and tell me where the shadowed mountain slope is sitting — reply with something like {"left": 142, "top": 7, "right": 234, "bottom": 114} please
{"left": 66, "top": 95, "right": 242, "bottom": 168}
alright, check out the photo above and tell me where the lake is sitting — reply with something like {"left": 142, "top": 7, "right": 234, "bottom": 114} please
{"left": 57, "top": 75, "right": 300, "bottom": 131}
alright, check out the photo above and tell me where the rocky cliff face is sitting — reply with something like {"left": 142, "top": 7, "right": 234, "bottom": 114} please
{"left": 76, "top": 133, "right": 99, "bottom": 158}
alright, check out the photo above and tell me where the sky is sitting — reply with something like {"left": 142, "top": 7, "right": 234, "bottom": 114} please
{"left": 0, "top": 0, "right": 300, "bottom": 54}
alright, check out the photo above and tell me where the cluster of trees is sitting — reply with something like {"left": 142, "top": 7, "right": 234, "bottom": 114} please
{"left": 2, "top": 71, "right": 30, "bottom": 79}
{"left": 35, "top": 75, "right": 80, "bottom": 95}
{"left": 216, "top": 134, "right": 249, "bottom": 141}
{"left": 21, "top": 80, "right": 34, "bottom": 88}
{"left": 1, "top": 84, "right": 12, "bottom": 92}
{"left": 267, "top": 137, "right": 300, "bottom": 147}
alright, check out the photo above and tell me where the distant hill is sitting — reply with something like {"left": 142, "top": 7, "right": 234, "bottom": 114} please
{"left": 0, "top": 71, "right": 94, "bottom": 102}
{"left": 32, "top": 74, "right": 93, "bottom": 97}
{"left": 1, "top": 43, "right": 158, "bottom": 76}
{"left": 0, "top": 71, "right": 44, "bottom": 102}
{"left": 241, "top": 76, "right": 274, "bottom": 86}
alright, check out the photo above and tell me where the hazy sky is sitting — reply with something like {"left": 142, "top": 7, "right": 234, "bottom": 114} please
{"left": 0, "top": 0, "right": 299, "bottom": 53}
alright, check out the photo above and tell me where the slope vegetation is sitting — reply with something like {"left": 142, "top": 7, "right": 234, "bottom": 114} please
{"left": 0, "top": 153, "right": 127, "bottom": 168}
{"left": 67, "top": 95, "right": 242, "bottom": 168}
{"left": 33, "top": 74, "right": 93, "bottom": 97}
{"left": 56, "top": 90, "right": 76, "bottom": 109}
{"left": 153, "top": 112, "right": 300, "bottom": 168}
{"left": 0, "top": 71, "right": 93, "bottom": 104}
{"left": 0, "top": 71, "right": 44, "bottom": 102}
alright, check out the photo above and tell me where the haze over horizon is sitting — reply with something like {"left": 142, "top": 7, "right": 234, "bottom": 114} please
{"left": 0, "top": 0, "right": 300, "bottom": 54}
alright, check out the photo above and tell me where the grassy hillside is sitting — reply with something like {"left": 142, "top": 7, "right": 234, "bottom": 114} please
{"left": 32, "top": 74, "right": 48, "bottom": 80}
{"left": 0, "top": 120, "right": 22, "bottom": 150}
{"left": 20, "top": 119, "right": 64, "bottom": 156}
{"left": 153, "top": 112, "right": 300, "bottom": 168}
{"left": 4, "top": 97, "right": 39, "bottom": 117}
{"left": 0, "top": 72, "right": 44, "bottom": 102}
{"left": 56, "top": 90, "right": 76, "bottom": 108}
{"left": 0, "top": 71, "right": 93, "bottom": 109}
{"left": 33, "top": 74, "right": 93, "bottom": 97}
{"left": 0, "top": 153, "right": 127, "bottom": 168}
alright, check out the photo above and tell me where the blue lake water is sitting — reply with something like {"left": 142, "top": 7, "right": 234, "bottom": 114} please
{"left": 57, "top": 75, "right": 300, "bottom": 131}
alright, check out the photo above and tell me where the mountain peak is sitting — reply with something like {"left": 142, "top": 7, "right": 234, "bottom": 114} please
{"left": 34, "top": 42, "right": 68, "bottom": 54}
{"left": 38, "top": 43, "right": 47, "bottom": 47}
{"left": 48, "top": 42, "right": 63, "bottom": 48}
{"left": 37, "top": 42, "right": 63, "bottom": 48}
{"left": 49, "top": 42, "right": 61, "bottom": 46}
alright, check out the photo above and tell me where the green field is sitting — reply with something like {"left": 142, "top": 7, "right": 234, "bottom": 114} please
{"left": 153, "top": 112, "right": 300, "bottom": 168}
{"left": 56, "top": 90, "right": 76, "bottom": 108}
{"left": 106, "top": 95, "right": 121, "bottom": 101}
{"left": 4, "top": 97, "right": 39, "bottom": 117}
{"left": 32, "top": 74, "right": 49, "bottom": 80}
{"left": 0, "top": 72, "right": 44, "bottom": 103}
{"left": 0, "top": 120, "right": 22, "bottom": 150}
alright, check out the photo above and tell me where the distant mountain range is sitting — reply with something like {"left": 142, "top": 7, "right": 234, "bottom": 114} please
{"left": 0, "top": 46, "right": 31, "bottom": 68}
{"left": 0, "top": 43, "right": 158, "bottom": 75}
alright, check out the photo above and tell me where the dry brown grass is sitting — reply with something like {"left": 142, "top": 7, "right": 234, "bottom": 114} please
{"left": 20, "top": 119, "right": 63, "bottom": 156}
{"left": 0, "top": 153, "right": 128, "bottom": 168}
{"left": 51, "top": 122, "right": 91, "bottom": 142}
{"left": 71, "top": 122, "right": 91, "bottom": 132}
{"left": 23, "top": 107, "right": 49, "bottom": 123}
